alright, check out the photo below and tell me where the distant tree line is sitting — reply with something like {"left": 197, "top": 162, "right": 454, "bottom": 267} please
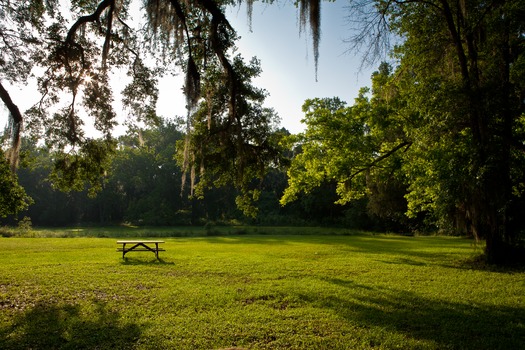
{"left": 2, "top": 117, "right": 416, "bottom": 231}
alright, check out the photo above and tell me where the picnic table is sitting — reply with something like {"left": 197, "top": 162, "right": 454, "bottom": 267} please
{"left": 117, "top": 240, "right": 165, "bottom": 259}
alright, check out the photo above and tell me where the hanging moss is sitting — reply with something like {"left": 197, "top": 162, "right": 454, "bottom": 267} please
{"left": 299, "top": 0, "right": 321, "bottom": 81}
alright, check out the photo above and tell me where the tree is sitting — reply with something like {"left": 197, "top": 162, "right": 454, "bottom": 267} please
{"left": 14, "top": 140, "right": 100, "bottom": 226}
{"left": 381, "top": 0, "right": 525, "bottom": 262}
{"left": 177, "top": 55, "right": 283, "bottom": 217}
{"left": 281, "top": 64, "right": 415, "bottom": 231}
{"left": 0, "top": 149, "right": 32, "bottom": 218}
{"left": 284, "top": 0, "right": 525, "bottom": 262}
{"left": 0, "top": 0, "right": 57, "bottom": 172}
{"left": 105, "top": 120, "right": 189, "bottom": 225}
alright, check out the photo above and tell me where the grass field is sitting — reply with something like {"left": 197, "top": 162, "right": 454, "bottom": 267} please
{"left": 0, "top": 230, "right": 524, "bottom": 349}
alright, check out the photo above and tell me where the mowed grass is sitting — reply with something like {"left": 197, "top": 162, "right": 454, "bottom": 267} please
{"left": 0, "top": 233, "right": 524, "bottom": 349}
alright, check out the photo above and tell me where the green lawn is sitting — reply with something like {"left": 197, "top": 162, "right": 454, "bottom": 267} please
{"left": 0, "top": 232, "right": 523, "bottom": 349}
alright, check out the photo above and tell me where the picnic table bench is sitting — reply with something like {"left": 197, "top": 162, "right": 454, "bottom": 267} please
{"left": 117, "top": 240, "right": 165, "bottom": 259}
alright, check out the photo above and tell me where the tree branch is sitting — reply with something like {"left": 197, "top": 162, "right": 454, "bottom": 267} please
{"left": 0, "top": 82, "right": 23, "bottom": 125}
{"left": 0, "top": 81, "right": 23, "bottom": 172}
{"left": 197, "top": 0, "right": 237, "bottom": 122}
{"left": 349, "top": 141, "right": 411, "bottom": 179}
{"left": 168, "top": 0, "right": 201, "bottom": 109}
{"left": 101, "top": 0, "right": 115, "bottom": 68}
{"left": 65, "top": 0, "right": 114, "bottom": 44}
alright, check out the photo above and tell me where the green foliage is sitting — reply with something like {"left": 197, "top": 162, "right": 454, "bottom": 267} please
{"left": 49, "top": 138, "right": 116, "bottom": 196}
{"left": 385, "top": 0, "right": 525, "bottom": 254}
{"left": 284, "top": 0, "right": 525, "bottom": 257}
{"left": 281, "top": 97, "right": 363, "bottom": 205}
{"left": 0, "top": 0, "right": 52, "bottom": 84}
{"left": 3, "top": 0, "right": 523, "bottom": 256}
{"left": 282, "top": 65, "right": 414, "bottom": 231}
{"left": 107, "top": 130, "right": 188, "bottom": 225}
{"left": 121, "top": 58, "right": 160, "bottom": 126}
{"left": 0, "top": 151, "right": 32, "bottom": 218}
{"left": 10, "top": 118, "right": 353, "bottom": 227}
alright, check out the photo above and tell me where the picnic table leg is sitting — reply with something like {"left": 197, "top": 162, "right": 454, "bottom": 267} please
{"left": 118, "top": 242, "right": 163, "bottom": 259}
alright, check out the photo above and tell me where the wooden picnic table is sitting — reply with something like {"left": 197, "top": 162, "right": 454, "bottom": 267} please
{"left": 117, "top": 240, "right": 165, "bottom": 259}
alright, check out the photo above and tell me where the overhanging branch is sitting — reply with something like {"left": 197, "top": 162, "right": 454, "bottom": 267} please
{"left": 65, "top": 0, "right": 115, "bottom": 44}
{"left": 349, "top": 141, "right": 411, "bottom": 179}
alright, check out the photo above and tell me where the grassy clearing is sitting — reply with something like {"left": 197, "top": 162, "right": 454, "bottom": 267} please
{"left": 0, "top": 232, "right": 524, "bottom": 349}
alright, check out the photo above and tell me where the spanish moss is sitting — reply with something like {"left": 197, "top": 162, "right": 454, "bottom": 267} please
{"left": 299, "top": 0, "right": 321, "bottom": 81}
{"left": 246, "top": 0, "right": 254, "bottom": 31}
{"left": 184, "top": 56, "right": 201, "bottom": 111}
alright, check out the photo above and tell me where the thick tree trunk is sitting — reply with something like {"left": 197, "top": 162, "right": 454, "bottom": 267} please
{"left": 441, "top": 0, "right": 516, "bottom": 263}
{"left": 482, "top": 17, "right": 516, "bottom": 264}
{"left": 467, "top": 61, "right": 512, "bottom": 264}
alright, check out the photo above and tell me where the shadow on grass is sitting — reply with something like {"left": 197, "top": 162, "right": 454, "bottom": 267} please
{"left": 120, "top": 257, "right": 174, "bottom": 265}
{"left": 306, "top": 279, "right": 525, "bottom": 349}
{"left": 0, "top": 301, "right": 142, "bottom": 349}
{"left": 378, "top": 257, "right": 428, "bottom": 266}
{"left": 450, "top": 253, "right": 525, "bottom": 273}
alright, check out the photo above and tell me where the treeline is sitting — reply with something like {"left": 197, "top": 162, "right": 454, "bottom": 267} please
{"left": 3, "top": 118, "right": 412, "bottom": 231}
{"left": 3, "top": 120, "right": 418, "bottom": 231}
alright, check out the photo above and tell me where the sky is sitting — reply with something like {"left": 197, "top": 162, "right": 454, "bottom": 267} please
{"left": 156, "top": 1, "right": 376, "bottom": 134}
{"left": 2, "top": 0, "right": 376, "bottom": 136}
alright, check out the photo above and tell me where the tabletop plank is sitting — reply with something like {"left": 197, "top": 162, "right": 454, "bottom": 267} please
{"left": 117, "top": 240, "right": 165, "bottom": 244}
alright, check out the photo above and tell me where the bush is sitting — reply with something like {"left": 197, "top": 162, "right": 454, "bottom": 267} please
{"left": 18, "top": 216, "right": 32, "bottom": 231}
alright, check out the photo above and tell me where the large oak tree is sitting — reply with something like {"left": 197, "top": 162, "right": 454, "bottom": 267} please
{"left": 283, "top": 0, "right": 525, "bottom": 263}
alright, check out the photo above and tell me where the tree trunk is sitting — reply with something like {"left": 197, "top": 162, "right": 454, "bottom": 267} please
{"left": 442, "top": 0, "right": 515, "bottom": 263}
{"left": 0, "top": 82, "right": 23, "bottom": 172}
{"left": 482, "top": 16, "right": 515, "bottom": 264}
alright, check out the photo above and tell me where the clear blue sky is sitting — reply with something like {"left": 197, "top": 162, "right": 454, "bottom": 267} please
{"left": 233, "top": 1, "right": 375, "bottom": 133}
